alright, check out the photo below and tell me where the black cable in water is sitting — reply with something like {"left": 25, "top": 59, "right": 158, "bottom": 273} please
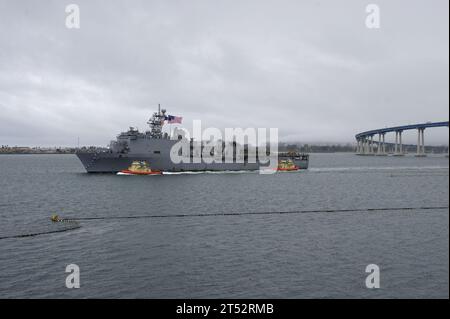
{"left": 62, "top": 205, "right": 449, "bottom": 221}
{"left": 0, "top": 206, "right": 447, "bottom": 241}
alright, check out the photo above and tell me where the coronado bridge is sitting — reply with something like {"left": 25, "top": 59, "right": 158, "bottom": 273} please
{"left": 355, "top": 121, "right": 449, "bottom": 156}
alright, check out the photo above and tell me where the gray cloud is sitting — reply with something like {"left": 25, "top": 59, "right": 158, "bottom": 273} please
{"left": 0, "top": 0, "right": 448, "bottom": 146}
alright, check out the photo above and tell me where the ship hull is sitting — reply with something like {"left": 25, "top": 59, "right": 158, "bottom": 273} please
{"left": 76, "top": 152, "right": 309, "bottom": 173}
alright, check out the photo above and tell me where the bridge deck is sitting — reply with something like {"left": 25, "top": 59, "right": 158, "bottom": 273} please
{"left": 355, "top": 121, "right": 449, "bottom": 139}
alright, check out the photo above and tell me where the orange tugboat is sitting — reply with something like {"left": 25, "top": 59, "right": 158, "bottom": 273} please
{"left": 276, "top": 159, "right": 299, "bottom": 171}
{"left": 117, "top": 161, "right": 162, "bottom": 175}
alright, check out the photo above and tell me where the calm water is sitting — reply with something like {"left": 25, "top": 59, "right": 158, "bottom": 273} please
{"left": 0, "top": 153, "right": 448, "bottom": 298}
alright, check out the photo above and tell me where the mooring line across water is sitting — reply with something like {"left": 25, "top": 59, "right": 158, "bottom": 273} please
{"left": 0, "top": 206, "right": 448, "bottom": 240}
{"left": 61, "top": 206, "right": 449, "bottom": 221}
{"left": 0, "top": 223, "right": 81, "bottom": 240}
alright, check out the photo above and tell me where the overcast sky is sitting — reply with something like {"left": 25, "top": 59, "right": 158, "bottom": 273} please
{"left": 0, "top": 0, "right": 448, "bottom": 146}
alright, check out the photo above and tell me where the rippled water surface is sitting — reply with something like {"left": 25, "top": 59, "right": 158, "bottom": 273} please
{"left": 0, "top": 153, "right": 448, "bottom": 298}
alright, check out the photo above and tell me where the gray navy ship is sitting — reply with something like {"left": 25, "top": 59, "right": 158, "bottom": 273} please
{"left": 76, "top": 107, "right": 309, "bottom": 173}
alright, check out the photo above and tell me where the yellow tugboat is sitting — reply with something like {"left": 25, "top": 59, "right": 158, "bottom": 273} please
{"left": 277, "top": 159, "right": 299, "bottom": 171}
{"left": 118, "top": 161, "right": 162, "bottom": 175}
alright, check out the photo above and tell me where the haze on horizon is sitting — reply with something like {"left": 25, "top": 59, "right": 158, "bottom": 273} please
{"left": 0, "top": 0, "right": 448, "bottom": 147}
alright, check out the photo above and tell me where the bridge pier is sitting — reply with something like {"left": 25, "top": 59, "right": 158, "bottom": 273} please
{"left": 357, "top": 137, "right": 365, "bottom": 155}
{"left": 394, "top": 131, "right": 398, "bottom": 154}
{"left": 377, "top": 134, "right": 381, "bottom": 155}
{"left": 394, "top": 130, "right": 404, "bottom": 156}
{"left": 376, "top": 133, "right": 387, "bottom": 156}
{"left": 400, "top": 131, "right": 404, "bottom": 155}
{"left": 370, "top": 135, "right": 375, "bottom": 155}
{"left": 416, "top": 128, "right": 426, "bottom": 157}
{"left": 366, "top": 137, "right": 370, "bottom": 155}
{"left": 362, "top": 137, "right": 367, "bottom": 155}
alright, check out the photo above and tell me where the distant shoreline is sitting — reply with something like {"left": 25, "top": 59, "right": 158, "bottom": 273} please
{"left": 1, "top": 144, "right": 448, "bottom": 155}
{"left": 0, "top": 146, "right": 107, "bottom": 155}
{"left": 2, "top": 151, "right": 449, "bottom": 155}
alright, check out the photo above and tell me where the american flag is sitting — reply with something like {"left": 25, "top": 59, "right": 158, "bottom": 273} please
{"left": 166, "top": 115, "right": 182, "bottom": 124}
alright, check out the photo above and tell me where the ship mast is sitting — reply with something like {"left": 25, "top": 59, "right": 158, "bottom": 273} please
{"left": 147, "top": 104, "right": 166, "bottom": 138}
